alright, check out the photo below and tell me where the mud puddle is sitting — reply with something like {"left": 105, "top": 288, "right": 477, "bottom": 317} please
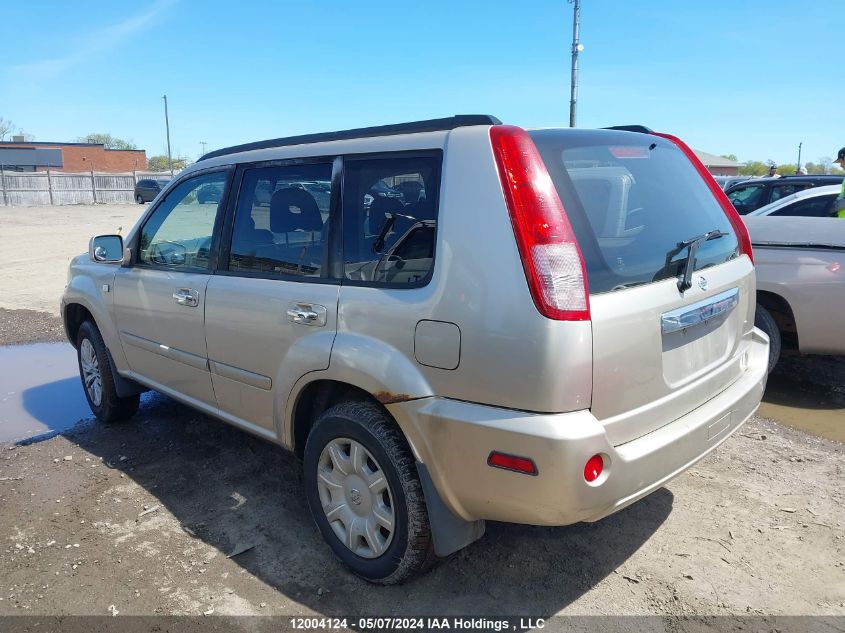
{"left": 0, "top": 342, "right": 92, "bottom": 442}
{"left": 759, "top": 354, "right": 845, "bottom": 443}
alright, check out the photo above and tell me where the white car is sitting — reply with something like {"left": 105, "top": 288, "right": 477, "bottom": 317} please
{"left": 743, "top": 215, "right": 845, "bottom": 371}
{"left": 747, "top": 185, "right": 841, "bottom": 218}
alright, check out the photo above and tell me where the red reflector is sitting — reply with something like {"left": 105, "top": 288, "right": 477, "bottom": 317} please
{"left": 487, "top": 451, "right": 538, "bottom": 476}
{"left": 584, "top": 454, "right": 604, "bottom": 483}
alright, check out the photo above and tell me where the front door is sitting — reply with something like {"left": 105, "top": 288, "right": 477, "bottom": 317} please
{"left": 204, "top": 161, "right": 339, "bottom": 438}
{"left": 114, "top": 169, "right": 230, "bottom": 407}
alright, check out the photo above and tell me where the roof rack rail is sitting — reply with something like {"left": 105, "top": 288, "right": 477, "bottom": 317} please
{"left": 602, "top": 125, "right": 654, "bottom": 134}
{"left": 199, "top": 114, "right": 502, "bottom": 161}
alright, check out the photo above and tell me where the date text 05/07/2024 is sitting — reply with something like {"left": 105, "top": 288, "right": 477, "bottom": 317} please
{"left": 289, "top": 617, "right": 547, "bottom": 631}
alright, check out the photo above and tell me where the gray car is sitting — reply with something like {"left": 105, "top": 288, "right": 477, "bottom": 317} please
{"left": 63, "top": 116, "right": 768, "bottom": 584}
{"left": 133, "top": 178, "right": 169, "bottom": 204}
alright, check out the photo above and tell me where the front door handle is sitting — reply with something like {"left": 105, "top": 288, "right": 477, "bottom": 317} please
{"left": 172, "top": 288, "right": 199, "bottom": 307}
{"left": 286, "top": 303, "right": 327, "bottom": 327}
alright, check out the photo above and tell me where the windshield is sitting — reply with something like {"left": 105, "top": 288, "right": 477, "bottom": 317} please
{"left": 530, "top": 129, "right": 740, "bottom": 294}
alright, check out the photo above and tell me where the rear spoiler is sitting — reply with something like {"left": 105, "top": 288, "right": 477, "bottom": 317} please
{"left": 602, "top": 125, "right": 654, "bottom": 134}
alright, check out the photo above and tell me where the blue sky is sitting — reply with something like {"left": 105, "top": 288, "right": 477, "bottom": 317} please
{"left": 1, "top": 0, "right": 842, "bottom": 165}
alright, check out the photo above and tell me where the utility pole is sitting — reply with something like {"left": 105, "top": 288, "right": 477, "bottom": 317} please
{"left": 163, "top": 94, "right": 173, "bottom": 176}
{"left": 199, "top": 141, "right": 207, "bottom": 157}
{"left": 569, "top": 0, "right": 582, "bottom": 128}
{"left": 796, "top": 142, "right": 802, "bottom": 172}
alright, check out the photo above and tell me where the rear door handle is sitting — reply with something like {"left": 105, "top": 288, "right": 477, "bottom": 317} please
{"left": 286, "top": 303, "right": 327, "bottom": 327}
{"left": 172, "top": 288, "right": 199, "bottom": 307}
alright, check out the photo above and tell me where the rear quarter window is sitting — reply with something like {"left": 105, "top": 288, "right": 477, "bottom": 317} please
{"left": 530, "top": 130, "right": 740, "bottom": 294}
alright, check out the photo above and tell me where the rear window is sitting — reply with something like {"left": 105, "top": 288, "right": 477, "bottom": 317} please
{"left": 530, "top": 130, "right": 740, "bottom": 294}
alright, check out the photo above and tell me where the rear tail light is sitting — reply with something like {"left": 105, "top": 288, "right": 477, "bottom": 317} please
{"left": 490, "top": 125, "right": 590, "bottom": 321}
{"left": 652, "top": 131, "right": 754, "bottom": 264}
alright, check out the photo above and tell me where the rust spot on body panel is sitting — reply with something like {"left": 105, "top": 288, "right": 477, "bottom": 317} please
{"left": 373, "top": 391, "right": 413, "bottom": 405}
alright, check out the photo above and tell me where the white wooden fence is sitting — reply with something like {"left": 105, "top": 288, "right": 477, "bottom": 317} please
{"left": 0, "top": 170, "right": 174, "bottom": 206}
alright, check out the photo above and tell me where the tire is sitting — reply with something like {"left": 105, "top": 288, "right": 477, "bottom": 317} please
{"left": 76, "top": 320, "right": 140, "bottom": 423}
{"left": 136, "top": 194, "right": 144, "bottom": 204}
{"left": 303, "top": 401, "right": 434, "bottom": 584}
{"left": 754, "top": 304, "right": 781, "bottom": 373}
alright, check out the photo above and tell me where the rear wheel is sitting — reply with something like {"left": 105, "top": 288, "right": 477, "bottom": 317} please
{"left": 136, "top": 194, "right": 144, "bottom": 204}
{"left": 76, "top": 321, "right": 139, "bottom": 423}
{"left": 755, "top": 304, "right": 781, "bottom": 373}
{"left": 303, "top": 401, "right": 434, "bottom": 584}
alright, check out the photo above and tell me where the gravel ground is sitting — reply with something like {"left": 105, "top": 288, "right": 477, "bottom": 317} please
{"left": 0, "top": 308, "right": 66, "bottom": 346}
{"left": 0, "top": 204, "right": 144, "bottom": 315}
{"left": 0, "top": 401, "right": 842, "bottom": 621}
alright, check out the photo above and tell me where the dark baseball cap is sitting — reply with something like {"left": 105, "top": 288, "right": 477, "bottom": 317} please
{"left": 836, "top": 147, "right": 845, "bottom": 162}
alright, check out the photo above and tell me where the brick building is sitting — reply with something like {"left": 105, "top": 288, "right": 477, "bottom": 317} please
{"left": 693, "top": 149, "right": 740, "bottom": 176}
{"left": 0, "top": 139, "right": 147, "bottom": 172}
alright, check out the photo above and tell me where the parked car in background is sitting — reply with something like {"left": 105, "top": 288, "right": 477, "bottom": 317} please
{"left": 713, "top": 175, "right": 748, "bottom": 191}
{"left": 197, "top": 183, "right": 223, "bottom": 204}
{"left": 744, "top": 216, "right": 845, "bottom": 371}
{"left": 133, "top": 178, "right": 170, "bottom": 204}
{"left": 726, "top": 175, "right": 843, "bottom": 215}
{"left": 747, "top": 185, "right": 841, "bottom": 218}
{"left": 63, "top": 116, "right": 767, "bottom": 584}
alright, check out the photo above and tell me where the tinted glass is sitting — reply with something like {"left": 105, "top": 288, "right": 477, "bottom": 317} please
{"left": 530, "top": 130, "right": 739, "bottom": 295}
{"left": 138, "top": 172, "right": 227, "bottom": 269}
{"left": 341, "top": 155, "right": 440, "bottom": 286}
{"left": 770, "top": 195, "right": 837, "bottom": 218}
{"left": 228, "top": 163, "right": 332, "bottom": 277}
{"left": 770, "top": 184, "right": 802, "bottom": 202}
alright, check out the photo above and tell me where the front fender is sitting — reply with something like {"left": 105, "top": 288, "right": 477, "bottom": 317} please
{"left": 62, "top": 256, "right": 128, "bottom": 372}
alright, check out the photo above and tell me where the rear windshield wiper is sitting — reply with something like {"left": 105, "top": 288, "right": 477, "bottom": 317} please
{"left": 669, "top": 229, "right": 727, "bottom": 292}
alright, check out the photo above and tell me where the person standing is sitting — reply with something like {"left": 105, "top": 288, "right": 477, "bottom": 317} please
{"left": 835, "top": 148, "right": 845, "bottom": 218}
{"left": 767, "top": 164, "right": 779, "bottom": 178}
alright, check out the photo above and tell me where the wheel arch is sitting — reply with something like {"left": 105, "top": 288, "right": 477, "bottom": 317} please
{"left": 756, "top": 289, "right": 798, "bottom": 351}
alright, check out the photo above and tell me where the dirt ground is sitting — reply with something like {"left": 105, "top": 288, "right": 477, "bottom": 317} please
{"left": 0, "top": 388, "right": 843, "bottom": 619}
{"left": 0, "top": 204, "right": 843, "bottom": 623}
{"left": 0, "top": 204, "right": 145, "bottom": 315}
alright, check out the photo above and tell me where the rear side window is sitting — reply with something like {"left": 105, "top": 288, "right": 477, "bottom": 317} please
{"left": 341, "top": 154, "right": 441, "bottom": 286}
{"left": 770, "top": 195, "right": 837, "bottom": 218}
{"left": 228, "top": 163, "right": 332, "bottom": 278}
{"left": 530, "top": 130, "right": 740, "bottom": 295}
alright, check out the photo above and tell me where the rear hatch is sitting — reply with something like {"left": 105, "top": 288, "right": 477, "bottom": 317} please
{"left": 531, "top": 130, "right": 753, "bottom": 445}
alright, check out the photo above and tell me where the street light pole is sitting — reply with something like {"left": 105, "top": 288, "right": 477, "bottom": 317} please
{"left": 569, "top": 0, "right": 582, "bottom": 128}
{"left": 200, "top": 141, "right": 207, "bottom": 157}
{"left": 163, "top": 94, "right": 173, "bottom": 176}
{"left": 796, "top": 142, "right": 802, "bottom": 173}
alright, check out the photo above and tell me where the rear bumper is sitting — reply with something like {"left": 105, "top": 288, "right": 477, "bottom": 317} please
{"left": 389, "top": 328, "right": 769, "bottom": 525}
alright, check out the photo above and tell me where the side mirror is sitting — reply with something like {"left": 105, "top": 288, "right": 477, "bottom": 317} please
{"left": 89, "top": 235, "right": 124, "bottom": 263}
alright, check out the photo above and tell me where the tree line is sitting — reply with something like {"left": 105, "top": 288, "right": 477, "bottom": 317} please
{"left": 721, "top": 154, "right": 844, "bottom": 177}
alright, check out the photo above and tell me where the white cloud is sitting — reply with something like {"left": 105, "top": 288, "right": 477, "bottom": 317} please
{"left": 9, "top": 0, "right": 175, "bottom": 81}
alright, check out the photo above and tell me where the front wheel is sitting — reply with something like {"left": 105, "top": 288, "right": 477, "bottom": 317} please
{"left": 76, "top": 321, "right": 139, "bottom": 423}
{"left": 136, "top": 194, "right": 144, "bottom": 204}
{"left": 303, "top": 401, "right": 434, "bottom": 584}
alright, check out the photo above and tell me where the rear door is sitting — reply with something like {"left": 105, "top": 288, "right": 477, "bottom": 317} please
{"left": 204, "top": 159, "right": 340, "bottom": 437}
{"left": 532, "top": 130, "right": 753, "bottom": 445}
{"left": 114, "top": 169, "right": 231, "bottom": 406}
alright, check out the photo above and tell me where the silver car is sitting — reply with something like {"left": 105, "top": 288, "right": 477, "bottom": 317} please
{"left": 62, "top": 116, "right": 768, "bottom": 583}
